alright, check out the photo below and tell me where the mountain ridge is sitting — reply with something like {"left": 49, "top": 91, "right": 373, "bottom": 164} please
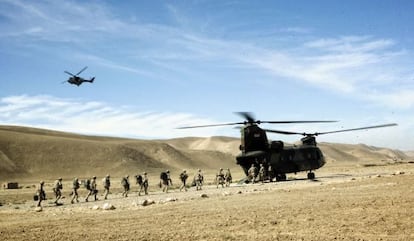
{"left": 0, "top": 125, "right": 409, "bottom": 181}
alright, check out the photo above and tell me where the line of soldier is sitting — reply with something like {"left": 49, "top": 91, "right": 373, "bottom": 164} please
{"left": 247, "top": 163, "right": 275, "bottom": 183}
{"left": 35, "top": 168, "right": 232, "bottom": 207}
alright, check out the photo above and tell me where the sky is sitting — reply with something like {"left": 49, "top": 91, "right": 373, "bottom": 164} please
{"left": 0, "top": 0, "right": 413, "bottom": 150}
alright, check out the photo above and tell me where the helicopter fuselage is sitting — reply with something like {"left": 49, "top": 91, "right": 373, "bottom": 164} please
{"left": 236, "top": 124, "right": 325, "bottom": 180}
{"left": 236, "top": 143, "right": 325, "bottom": 180}
{"left": 67, "top": 76, "right": 95, "bottom": 86}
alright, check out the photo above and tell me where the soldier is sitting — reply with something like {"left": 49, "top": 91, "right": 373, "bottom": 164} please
{"left": 160, "top": 170, "right": 172, "bottom": 193}
{"left": 268, "top": 165, "right": 274, "bottom": 182}
{"left": 103, "top": 174, "right": 111, "bottom": 200}
{"left": 121, "top": 175, "right": 130, "bottom": 197}
{"left": 85, "top": 176, "right": 98, "bottom": 202}
{"left": 136, "top": 172, "right": 149, "bottom": 196}
{"left": 70, "top": 178, "right": 80, "bottom": 204}
{"left": 258, "top": 163, "right": 265, "bottom": 183}
{"left": 53, "top": 177, "right": 63, "bottom": 205}
{"left": 248, "top": 164, "right": 257, "bottom": 183}
{"left": 179, "top": 170, "right": 189, "bottom": 192}
{"left": 36, "top": 181, "right": 46, "bottom": 207}
{"left": 194, "top": 169, "right": 204, "bottom": 191}
{"left": 216, "top": 168, "right": 225, "bottom": 188}
{"left": 225, "top": 168, "right": 232, "bottom": 187}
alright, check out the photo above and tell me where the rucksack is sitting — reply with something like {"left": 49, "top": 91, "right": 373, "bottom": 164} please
{"left": 160, "top": 172, "right": 168, "bottom": 180}
{"left": 180, "top": 172, "right": 188, "bottom": 181}
{"left": 84, "top": 179, "right": 91, "bottom": 190}
{"left": 136, "top": 175, "right": 143, "bottom": 185}
{"left": 121, "top": 177, "right": 127, "bottom": 186}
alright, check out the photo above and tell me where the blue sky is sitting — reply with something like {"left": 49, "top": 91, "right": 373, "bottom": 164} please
{"left": 1, "top": 0, "right": 413, "bottom": 150}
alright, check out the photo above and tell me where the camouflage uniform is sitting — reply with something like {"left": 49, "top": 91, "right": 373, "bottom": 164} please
{"left": 85, "top": 176, "right": 98, "bottom": 202}
{"left": 194, "top": 169, "right": 204, "bottom": 191}
{"left": 225, "top": 168, "right": 232, "bottom": 187}
{"left": 121, "top": 175, "right": 130, "bottom": 197}
{"left": 258, "top": 164, "right": 265, "bottom": 183}
{"left": 103, "top": 175, "right": 111, "bottom": 200}
{"left": 160, "top": 170, "right": 172, "bottom": 193}
{"left": 53, "top": 178, "right": 63, "bottom": 205}
{"left": 36, "top": 181, "right": 46, "bottom": 207}
{"left": 137, "top": 172, "right": 149, "bottom": 196}
{"left": 267, "top": 165, "right": 274, "bottom": 182}
{"left": 216, "top": 168, "right": 225, "bottom": 188}
{"left": 248, "top": 164, "right": 257, "bottom": 183}
{"left": 179, "top": 170, "right": 189, "bottom": 192}
{"left": 70, "top": 178, "right": 80, "bottom": 204}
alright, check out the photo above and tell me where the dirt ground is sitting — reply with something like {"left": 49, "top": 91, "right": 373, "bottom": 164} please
{"left": 1, "top": 163, "right": 413, "bottom": 241}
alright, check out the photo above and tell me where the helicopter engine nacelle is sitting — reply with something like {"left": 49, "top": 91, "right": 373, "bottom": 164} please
{"left": 301, "top": 136, "right": 317, "bottom": 146}
{"left": 270, "top": 141, "right": 284, "bottom": 151}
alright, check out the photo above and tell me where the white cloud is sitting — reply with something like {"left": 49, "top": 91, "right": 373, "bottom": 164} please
{"left": 0, "top": 95, "right": 412, "bottom": 150}
{"left": 304, "top": 36, "right": 395, "bottom": 53}
{"left": 280, "top": 27, "right": 312, "bottom": 34}
{"left": 364, "top": 89, "right": 414, "bottom": 109}
{"left": 0, "top": 95, "right": 224, "bottom": 139}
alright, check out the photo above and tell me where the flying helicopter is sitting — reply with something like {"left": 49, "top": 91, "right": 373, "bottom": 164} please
{"left": 62, "top": 66, "right": 95, "bottom": 86}
{"left": 178, "top": 112, "right": 397, "bottom": 181}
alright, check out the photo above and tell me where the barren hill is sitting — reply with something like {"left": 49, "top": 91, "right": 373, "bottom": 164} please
{"left": 0, "top": 126, "right": 238, "bottom": 181}
{"left": 0, "top": 125, "right": 409, "bottom": 182}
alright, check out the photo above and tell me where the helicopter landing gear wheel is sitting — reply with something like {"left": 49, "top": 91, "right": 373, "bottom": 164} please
{"left": 307, "top": 172, "right": 315, "bottom": 180}
{"left": 276, "top": 173, "right": 287, "bottom": 182}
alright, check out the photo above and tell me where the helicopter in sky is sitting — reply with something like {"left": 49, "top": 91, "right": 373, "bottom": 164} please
{"left": 178, "top": 112, "right": 397, "bottom": 181}
{"left": 62, "top": 66, "right": 95, "bottom": 86}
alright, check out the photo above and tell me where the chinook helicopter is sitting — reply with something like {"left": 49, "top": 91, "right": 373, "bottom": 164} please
{"left": 63, "top": 66, "right": 95, "bottom": 86}
{"left": 178, "top": 112, "right": 397, "bottom": 181}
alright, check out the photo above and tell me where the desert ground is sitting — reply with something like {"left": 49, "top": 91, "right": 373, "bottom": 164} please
{"left": 1, "top": 125, "right": 413, "bottom": 240}
{"left": 1, "top": 162, "right": 413, "bottom": 241}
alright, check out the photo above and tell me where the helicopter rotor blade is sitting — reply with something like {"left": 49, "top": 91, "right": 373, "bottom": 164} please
{"left": 234, "top": 112, "right": 336, "bottom": 124}
{"left": 263, "top": 129, "right": 306, "bottom": 135}
{"left": 314, "top": 123, "right": 398, "bottom": 136}
{"left": 263, "top": 123, "right": 398, "bottom": 137}
{"left": 262, "top": 120, "right": 337, "bottom": 124}
{"left": 177, "top": 111, "right": 338, "bottom": 129}
{"left": 76, "top": 66, "right": 88, "bottom": 76}
{"left": 177, "top": 122, "right": 246, "bottom": 129}
{"left": 64, "top": 71, "right": 75, "bottom": 77}
{"left": 235, "top": 112, "right": 256, "bottom": 123}
{"left": 177, "top": 120, "right": 337, "bottom": 129}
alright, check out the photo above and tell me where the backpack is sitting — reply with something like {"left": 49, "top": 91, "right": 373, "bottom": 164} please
{"left": 180, "top": 172, "right": 188, "bottom": 181}
{"left": 121, "top": 177, "right": 127, "bottom": 186}
{"left": 160, "top": 172, "right": 168, "bottom": 180}
{"left": 136, "top": 175, "right": 143, "bottom": 185}
{"left": 84, "top": 179, "right": 91, "bottom": 190}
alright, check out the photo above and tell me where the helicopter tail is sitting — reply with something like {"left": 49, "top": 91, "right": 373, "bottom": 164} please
{"left": 90, "top": 77, "right": 95, "bottom": 83}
